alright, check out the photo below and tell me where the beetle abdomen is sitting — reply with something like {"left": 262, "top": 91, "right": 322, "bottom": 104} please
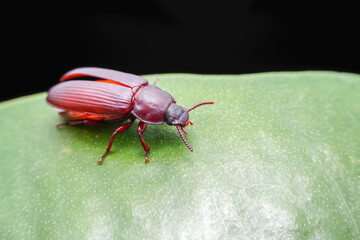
{"left": 47, "top": 80, "right": 133, "bottom": 116}
{"left": 57, "top": 110, "right": 128, "bottom": 122}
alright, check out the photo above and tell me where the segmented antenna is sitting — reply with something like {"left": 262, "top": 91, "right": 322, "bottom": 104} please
{"left": 188, "top": 101, "right": 214, "bottom": 112}
{"left": 177, "top": 100, "right": 214, "bottom": 152}
{"left": 176, "top": 125, "right": 193, "bottom": 152}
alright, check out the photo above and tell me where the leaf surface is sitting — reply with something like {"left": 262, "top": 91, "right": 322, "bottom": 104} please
{"left": 0, "top": 71, "right": 359, "bottom": 239}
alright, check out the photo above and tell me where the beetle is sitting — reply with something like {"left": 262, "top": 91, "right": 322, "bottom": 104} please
{"left": 47, "top": 67, "right": 214, "bottom": 164}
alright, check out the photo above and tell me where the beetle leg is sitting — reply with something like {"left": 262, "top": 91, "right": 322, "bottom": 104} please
{"left": 137, "top": 121, "right": 150, "bottom": 163}
{"left": 153, "top": 77, "right": 159, "bottom": 86}
{"left": 56, "top": 119, "right": 105, "bottom": 127}
{"left": 98, "top": 119, "right": 135, "bottom": 164}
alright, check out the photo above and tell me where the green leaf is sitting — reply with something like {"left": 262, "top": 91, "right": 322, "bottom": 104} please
{"left": 0, "top": 71, "right": 359, "bottom": 239}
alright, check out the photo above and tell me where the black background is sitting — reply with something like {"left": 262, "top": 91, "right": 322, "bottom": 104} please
{"left": 3, "top": 0, "right": 359, "bottom": 101}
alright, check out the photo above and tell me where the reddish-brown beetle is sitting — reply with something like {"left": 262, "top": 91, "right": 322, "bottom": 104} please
{"left": 47, "top": 67, "right": 214, "bottom": 164}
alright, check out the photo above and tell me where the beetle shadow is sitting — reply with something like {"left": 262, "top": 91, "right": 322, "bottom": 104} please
{"left": 54, "top": 120, "right": 187, "bottom": 163}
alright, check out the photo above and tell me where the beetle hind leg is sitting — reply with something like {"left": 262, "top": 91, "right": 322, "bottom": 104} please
{"left": 138, "top": 121, "right": 150, "bottom": 163}
{"left": 56, "top": 119, "right": 105, "bottom": 127}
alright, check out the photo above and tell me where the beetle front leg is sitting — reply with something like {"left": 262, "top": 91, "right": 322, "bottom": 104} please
{"left": 137, "top": 121, "right": 150, "bottom": 163}
{"left": 98, "top": 119, "right": 135, "bottom": 164}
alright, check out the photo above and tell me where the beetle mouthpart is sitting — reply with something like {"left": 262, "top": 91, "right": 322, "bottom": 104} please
{"left": 181, "top": 121, "right": 193, "bottom": 135}
{"left": 176, "top": 125, "right": 193, "bottom": 152}
{"left": 185, "top": 121, "right": 194, "bottom": 127}
{"left": 187, "top": 101, "right": 214, "bottom": 112}
{"left": 181, "top": 127, "right": 188, "bottom": 135}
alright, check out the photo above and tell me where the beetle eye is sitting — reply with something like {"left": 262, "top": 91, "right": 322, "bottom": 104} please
{"left": 166, "top": 116, "right": 175, "bottom": 125}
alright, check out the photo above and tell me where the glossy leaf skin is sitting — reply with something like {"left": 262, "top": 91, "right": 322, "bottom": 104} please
{"left": 47, "top": 80, "right": 133, "bottom": 116}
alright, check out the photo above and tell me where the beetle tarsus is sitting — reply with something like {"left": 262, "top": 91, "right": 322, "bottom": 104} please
{"left": 98, "top": 150, "right": 109, "bottom": 164}
{"left": 144, "top": 152, "right": 150, "bottom": 164}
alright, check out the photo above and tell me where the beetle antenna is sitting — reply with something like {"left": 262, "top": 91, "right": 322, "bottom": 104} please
{"left": 176, "top": 125, "right": 193, "bottom": 152}
{"left": 188, "top": 101, "right": 214, "bottom": 112}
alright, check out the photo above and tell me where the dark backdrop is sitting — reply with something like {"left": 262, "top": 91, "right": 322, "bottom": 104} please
{"left": 3, "top": 0, "right": 359, "bottom": 101}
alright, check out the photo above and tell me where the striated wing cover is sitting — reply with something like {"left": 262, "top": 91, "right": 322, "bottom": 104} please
{"left": 47, "top": 80, "right": 133, "bottom": 116}
{"left": 60, "top": 67, "right": 148, "bottom": 89}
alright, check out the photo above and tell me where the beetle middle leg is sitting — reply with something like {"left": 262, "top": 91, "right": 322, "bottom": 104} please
{"left": 137, "top": 121, "right": 150, "bottom": 163}
{"left": 98, "top": 119, "right": 135, "bottom": 164}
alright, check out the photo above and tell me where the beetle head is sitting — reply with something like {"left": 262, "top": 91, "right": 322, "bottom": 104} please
{"left": 165, "top": 101, "right": 214, "bottom": 152}
{"left": 165, "top": 103, "right": 189, "bottom": 127}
